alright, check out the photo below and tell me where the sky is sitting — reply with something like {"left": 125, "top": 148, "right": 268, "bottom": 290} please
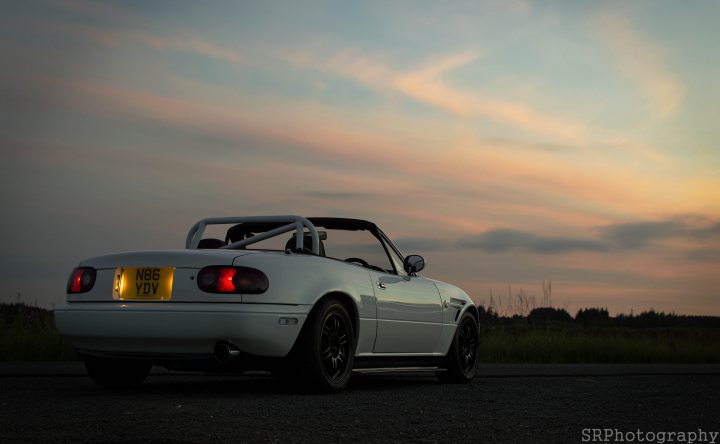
{"left": 1, "top": 0, "right": 718, "bottom": 315}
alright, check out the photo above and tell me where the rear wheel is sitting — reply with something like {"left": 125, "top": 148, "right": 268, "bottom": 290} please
{"left": 293, "top": 298, "right": 356, "bottom": 393}
{"left": 437, "top": 311, "right": 479, "bottom": 383}
{"left": 83, "top": 356, "right": 151, "bottom": 388}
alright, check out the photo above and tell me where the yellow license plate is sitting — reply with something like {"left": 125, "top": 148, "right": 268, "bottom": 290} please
{"left": 114, "top": 267, "right": 175, "bottom": 300}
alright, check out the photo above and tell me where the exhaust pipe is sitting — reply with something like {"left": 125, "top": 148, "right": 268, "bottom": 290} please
{"left": 214, "top": 342, "right": 241, "bottom": 363}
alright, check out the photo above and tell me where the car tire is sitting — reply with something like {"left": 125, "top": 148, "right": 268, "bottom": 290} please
{"left": 293, "top": 298, "right": 356, "bottom": 393}
{"left": 437, "top": 311, "right": 479, "bottom": 383}
{"left": 83, "top": 356, "right": 151, "bottom": 388}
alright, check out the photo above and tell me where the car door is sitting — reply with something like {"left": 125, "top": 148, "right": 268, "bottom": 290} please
{"left": 370, "top": 233, "right": 443, "bottom": 354}
{"left": 318, "top": 226, "right": 444, "bottom": 354}
{"left": 370, "top": 270, "right": 443, "bottom": 353}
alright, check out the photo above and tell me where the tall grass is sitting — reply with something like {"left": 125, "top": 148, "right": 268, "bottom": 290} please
{"left": 0, "top": 303, "right": 77, "bottom": 361}
{"left": 480, "top": 325, "right": 720, "bottom": 364}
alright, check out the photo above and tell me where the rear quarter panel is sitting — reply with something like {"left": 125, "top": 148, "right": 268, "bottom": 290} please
{"left": 235, "top": 253, "right": 377, "bottom": 319}
{"left": 235, "top": 252, "right": 378, "bottom": 354}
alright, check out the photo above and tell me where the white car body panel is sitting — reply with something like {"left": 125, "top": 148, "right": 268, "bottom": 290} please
{"left": 54, "top": 302, "right": 310, "bottom": 357}
{"left": 372, "top": 273, "right": 443, "bottom": 354}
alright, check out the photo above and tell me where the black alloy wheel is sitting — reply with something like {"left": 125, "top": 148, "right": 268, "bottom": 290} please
{"left": 456, "top": 318, "right": 478, "bottom": 374}
{"left": 437, "top": 311, "right": 479, "bottom": 383}
{"left": 293, "top": 297, "right": 356, "bottom": 393}
{"left": 320, "top": 311, "right": 351, "bottom": 381}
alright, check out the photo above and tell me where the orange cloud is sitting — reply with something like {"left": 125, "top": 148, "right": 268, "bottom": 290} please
{"left": 33, "top": 75, "right": 717, "bottom": 235}
{"left": 310, "top": 50, "right": 589, "bottom": 142}
{"left": 393, "top": 55, "right": 587, "bottom": 141}
{"left": 123, "top": 32, "right": 244, "bottom": 65}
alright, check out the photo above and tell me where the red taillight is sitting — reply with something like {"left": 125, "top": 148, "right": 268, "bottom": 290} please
{"left": 67, "top": 267, "right": 96, "bottom": 294}
{"left": 197, "top": 266, "right": 269, "bottom": 294}
{"left": 71, "top": 272, "right": 82, "bottom": 292}
{"left": 217, "top": 268, "right": 237, "bottom": 292}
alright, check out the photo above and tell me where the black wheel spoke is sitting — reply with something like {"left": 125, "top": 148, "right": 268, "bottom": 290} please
{"left": 318, "top": 310, "right": 353, "bottom": 383}
{"left": 456, "top": 318, "right": 478, "bottom": 373}
{"left": 321, "top": 347, "right": 333, "bottom": 359}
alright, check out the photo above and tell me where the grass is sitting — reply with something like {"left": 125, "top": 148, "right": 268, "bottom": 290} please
{"left": 0, "top": 303, "right": 77, "bottom": 361}
{"left": 480, "top": 325, "right": 720, "bottom": 364}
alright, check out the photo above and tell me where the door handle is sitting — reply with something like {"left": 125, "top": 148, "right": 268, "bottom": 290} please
{"left": 377, "top": 281, "right": 386, "bottom": 290}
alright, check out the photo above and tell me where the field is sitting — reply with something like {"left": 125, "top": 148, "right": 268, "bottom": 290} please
{"left": 479, "top": 325, "right": 720, "bottom": 363}
{"left": 0, "top": 303, "right": 76, "bottom": 361}
{"left": 2, "top": 303, "right": 719, "bottom": 363}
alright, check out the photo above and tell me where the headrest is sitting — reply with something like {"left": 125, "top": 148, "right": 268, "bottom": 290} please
{"left": 285, "top": 234, "right": 326, "bottom": 256}
{"left": 197, "top": 238, "right": 226, "bottom": 249}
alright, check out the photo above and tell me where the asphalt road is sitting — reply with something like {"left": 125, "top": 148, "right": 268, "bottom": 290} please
{"left": 1, "top": 363, "right": 719, "bottom": 443}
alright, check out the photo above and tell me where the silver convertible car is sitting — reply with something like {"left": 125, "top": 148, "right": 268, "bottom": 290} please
{"left": 55, "top": 216, "right": 480, "bottom": 392}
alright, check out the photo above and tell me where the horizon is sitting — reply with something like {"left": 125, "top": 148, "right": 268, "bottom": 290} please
{"left": 1, "top": 1, "right": 718, "bottom": 315}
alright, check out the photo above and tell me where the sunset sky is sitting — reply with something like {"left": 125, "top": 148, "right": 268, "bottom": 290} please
{"left": 1, "top": 1, "right": 718, "bottom": 314}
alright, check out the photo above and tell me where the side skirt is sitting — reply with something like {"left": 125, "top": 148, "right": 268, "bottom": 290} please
{"left": 353, "top": 355, "right": 445, "bottom": 373}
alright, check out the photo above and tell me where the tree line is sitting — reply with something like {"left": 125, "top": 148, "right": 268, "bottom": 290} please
{"left": 478, "top": 305, "right": 720, "bottom": 328}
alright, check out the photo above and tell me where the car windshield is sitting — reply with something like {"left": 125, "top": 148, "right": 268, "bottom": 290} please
{"left": 321, "top": 228, "right": 394, "bottom": 273}
{"left": 219, "top": 223, "right": 396, "bottom": 274}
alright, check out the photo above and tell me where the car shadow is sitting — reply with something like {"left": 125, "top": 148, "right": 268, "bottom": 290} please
{"left": 95, "top": 371, "right": 444, "bottom": 396}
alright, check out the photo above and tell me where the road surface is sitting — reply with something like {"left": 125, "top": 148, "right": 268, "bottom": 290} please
{"left": 1, "top": 363, "right": 718, "bottom": 443}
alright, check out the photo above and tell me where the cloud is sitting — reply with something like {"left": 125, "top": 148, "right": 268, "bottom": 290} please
{"left": 43, "top": 77, "right": 418, "bottom": 176}
{"left": 1, "top": 16, "right": 245, "bottom": 67}
{"left": 461, "top": 217, "right": 720, "bottom": 254}
{"left": 592, "top": 12, "right": 684, "bottom": 119}
{"left": 690, "top": 222, "right": 720, "bottom": 239}
{"left": 481, "top": 138, "right": 575, "bottom": 153}
{"left": 291, "top": 50, "right": 588, "bottom": 142}
{"left": 46, "top": 0, "right": 245, "bottom": 65}
{"left": 305, "top": 191, "right": 379, "bottom": 200}
{"left": 393, "top": 55, "right": 587, "bottom": 141}
{"left": 686, "top": 249, "right": 720, "bottom": 262}
{"left": 124, "top": 32, "right": 244, "bottom": 64}
{"left": 599, "top": 220, "right": 687, "bottom": 248}
{"left": 393, "top": 237, "right": 447, "bottom": 253}
{"left": 461, "top": 229, "right": 606, "bottom": 254}
{"left": 600, "top": 217, "right": 720, "bottom": 248}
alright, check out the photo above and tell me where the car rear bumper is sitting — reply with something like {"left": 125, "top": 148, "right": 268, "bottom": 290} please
{"left": 53, "top": 302, "right": 311, "bottom": 358}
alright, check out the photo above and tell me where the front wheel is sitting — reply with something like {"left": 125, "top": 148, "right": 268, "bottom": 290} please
{"left": 293, "top": 298, "right": 356, "bottom": 393}
{"left": 83, "top": 356, "right": 151, "bottom": 388}
{"left": 437, "top": 311, "right": 479, "bottom": 383}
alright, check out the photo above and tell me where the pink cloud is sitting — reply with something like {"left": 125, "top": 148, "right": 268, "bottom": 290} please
{"left": 393, "top": 54, "right": 587, "bottom": 141}
{"left": 123, "top": 32, "right": 244, "bottom": 65}
{"left": 31, "top": 75, "right": 717, "bottom": 235}
{"left": 292, "top": 50, "right": 589, "bottom": 142}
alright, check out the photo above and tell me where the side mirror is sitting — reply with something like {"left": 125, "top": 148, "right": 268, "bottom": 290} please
{"left": 403, "top": 255, "right": 425, "bottom": 274}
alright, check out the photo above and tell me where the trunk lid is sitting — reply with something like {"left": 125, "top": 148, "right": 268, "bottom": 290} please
{"left": 68, "top": 249, "right": 253, "bottom": 303}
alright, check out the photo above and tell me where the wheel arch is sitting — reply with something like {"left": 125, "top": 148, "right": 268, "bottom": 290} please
{"left": 462, "top": 304, "right": 479, "bottom": 326}
{"left": 311, "top": 291, "right": 359, "bottom": 343}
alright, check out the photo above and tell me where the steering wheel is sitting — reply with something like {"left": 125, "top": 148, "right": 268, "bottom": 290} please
{"left": 344, "top": 257, "right": 370, "bottom": 268}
